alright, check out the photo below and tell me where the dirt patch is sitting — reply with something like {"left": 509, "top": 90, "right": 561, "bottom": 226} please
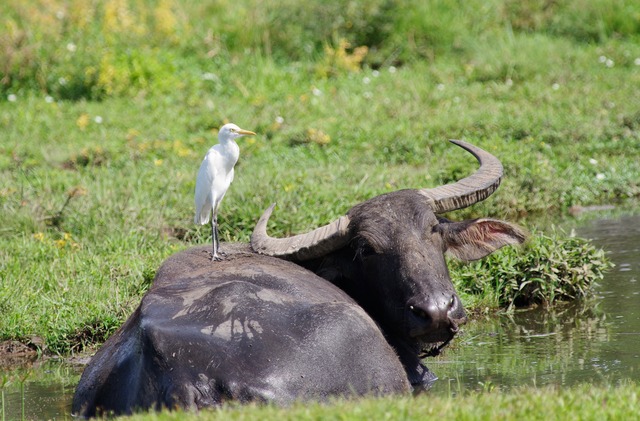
{"left": 0, "top": 337, "right": 97, "bottom": 371}
{"left": 0, "top": 340, "right": 39, "bottom": 368}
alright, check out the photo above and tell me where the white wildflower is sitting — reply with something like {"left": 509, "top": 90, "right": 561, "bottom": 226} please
{"left": 202, "top": 72, "right": 217, "bottom": 81}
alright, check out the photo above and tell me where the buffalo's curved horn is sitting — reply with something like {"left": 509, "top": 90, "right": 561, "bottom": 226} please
{"left": 251, "top": 203, "right": 351, "bottom": 261}
{"left": 419, "top": 139, "right": 503, "bottom": 214}
{"left": 251, "top": 139, "right": 502, "bottom": 260}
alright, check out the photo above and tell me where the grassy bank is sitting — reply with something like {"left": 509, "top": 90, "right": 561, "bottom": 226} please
{"left": 0, "top": 374, "right": 636, "bottom": 420}
{"left": 118, "top": 383, "right": 640, "bottom": 421}
{"left": 0, "top": 0, "right": 636, "bottom": 354}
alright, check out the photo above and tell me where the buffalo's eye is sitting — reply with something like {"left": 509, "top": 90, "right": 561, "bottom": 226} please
{"left": 356, "top": 239, "right": 377, "bottom": 259}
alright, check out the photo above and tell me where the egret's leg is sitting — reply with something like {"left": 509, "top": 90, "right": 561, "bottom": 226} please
{"left": 214, "top": 216, "right": 222, "bottom": 254}
{"left": 214, "top": 215, "right": 227, "bottom": 257}
{"left": 210, "top": 217, "right": 221, "bottom": 261}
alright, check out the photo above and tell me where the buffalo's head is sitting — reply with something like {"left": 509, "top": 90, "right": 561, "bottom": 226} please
{"left": 251, "top": 140, "right": 526, "bottom": 378}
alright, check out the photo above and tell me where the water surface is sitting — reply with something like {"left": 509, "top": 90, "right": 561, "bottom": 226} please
{"left": 430, "top": 214, "right": 640, "bottom": 394}
{"left": 0, "top": 359, "right": 80, "bottom": 420}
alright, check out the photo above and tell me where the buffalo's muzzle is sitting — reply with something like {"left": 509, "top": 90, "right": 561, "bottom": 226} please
{"left": 406, "top": 294, "right": 466, "bottom": 341}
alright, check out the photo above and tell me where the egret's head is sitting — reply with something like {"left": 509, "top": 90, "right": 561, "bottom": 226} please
{"left": 218, "top": 123, "right": 256, "bottom": 141}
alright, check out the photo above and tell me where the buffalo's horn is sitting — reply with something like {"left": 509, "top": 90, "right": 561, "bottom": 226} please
{"left": 251, "top": 139, "right": 502, "bottom": 260}
{"left": 251, "top": 203, "right": 351, "bottom": 261}
{"left": 419, "top": 139, "right": 503, "bottom": 214}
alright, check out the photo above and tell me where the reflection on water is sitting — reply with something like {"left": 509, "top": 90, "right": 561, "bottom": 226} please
{"left": 430, "top": 214, "right": 640, "bottom": 395}
{"left": 1, "top": 215, "right": 639, "bottom": 417}
{"left": 0, "top": 359, "right": 81, "bottom": 420}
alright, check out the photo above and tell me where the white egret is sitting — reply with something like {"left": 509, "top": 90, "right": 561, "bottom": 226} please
{"left": 194, "top": 123, "right": 256, "bottom": 261}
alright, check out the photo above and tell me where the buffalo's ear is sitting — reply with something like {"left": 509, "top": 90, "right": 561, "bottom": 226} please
{"left": 438, "top": 218, "right": 527, "bottom": 261}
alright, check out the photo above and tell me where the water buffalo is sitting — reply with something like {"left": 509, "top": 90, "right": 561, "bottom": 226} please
{"left": 251, "top": 139, "right": 526, "bottom": 385}
{"left": 72, "top": 244, "right": 411, "bottom": 417}
{"left": 72, "top": 139, "right": 525, "bottom": 417}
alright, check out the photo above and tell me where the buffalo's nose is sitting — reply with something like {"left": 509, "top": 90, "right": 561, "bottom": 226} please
{"left": 408, "top": 301, "right": 449, "bottom": 327}
{"left": 407, "top": 295, "right": 465, "bottom": 338}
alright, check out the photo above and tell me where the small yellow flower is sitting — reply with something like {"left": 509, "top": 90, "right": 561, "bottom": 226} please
{"left": 154, "top": 0, "right": 177, "bottom": 36}
{"left": 137, "top": 141, "right": 150, "bottom": 152}
{"left": 154, "top": 159, "right": 164, "bottom": 166}
{"left": 307, "top": 128, "right": 331, "bottom": 145}
{"left": 173, "top": 140, "right": 192, "bottom": 157}
{"left": 54, "top": 232, "right": 79, "bottom": 249}
{"left": 0, "top": 187, "right": 16, "bottom": 197}
{"left": 126, "top": 128, "right": 140, "bottom": 141}
{"left": 76, "top": 113, "right": 90, "bottom": 130}
{"left": 67, "top": 186, "right": 88, "bottom": 198}
{"left": 318, "top": 39, "right": 368, "bottom": 77}
{"left": 33, "top": 232, "right": 45, "bottom": 242}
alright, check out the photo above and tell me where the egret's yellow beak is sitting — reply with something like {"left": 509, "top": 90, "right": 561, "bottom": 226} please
{"left": 238, "top": 129, "right": 256, "bottom": 136}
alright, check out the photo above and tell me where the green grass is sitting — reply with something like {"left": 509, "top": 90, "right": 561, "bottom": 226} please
{"left": 116, "top": 383, "right": 640, "bottom": 420}
{"left": 0, "top": 0, "right": 636, "bottom": 355}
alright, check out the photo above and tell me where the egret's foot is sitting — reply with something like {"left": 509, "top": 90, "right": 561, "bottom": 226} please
{"left": 202, "top": 249, "right": 223, "bottom": 261}
{"left": 218, "top": 250, "right": 227, "bottom": 257}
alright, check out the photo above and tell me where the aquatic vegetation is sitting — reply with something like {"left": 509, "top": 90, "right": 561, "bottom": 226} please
{"left": 451, "top": 228, "right": 614, "bottom": 309}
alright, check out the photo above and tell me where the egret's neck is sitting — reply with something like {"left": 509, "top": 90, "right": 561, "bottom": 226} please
{"left": 217, "top": 138, "right": 240, "bottom": 166}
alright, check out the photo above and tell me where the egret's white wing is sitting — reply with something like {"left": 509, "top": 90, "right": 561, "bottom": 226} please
{"left": 228, "top": 167, "right": 235, "bottom": 184}
{"left": 194, "top": 149, "right": 223, "bottom": 225}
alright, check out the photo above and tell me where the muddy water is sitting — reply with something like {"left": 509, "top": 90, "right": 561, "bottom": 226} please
{"left": 0, "top": 359, "right": 81, "bottom": 420}
{"left": 1, "top": 215, "right": 638, "bottom": 419}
